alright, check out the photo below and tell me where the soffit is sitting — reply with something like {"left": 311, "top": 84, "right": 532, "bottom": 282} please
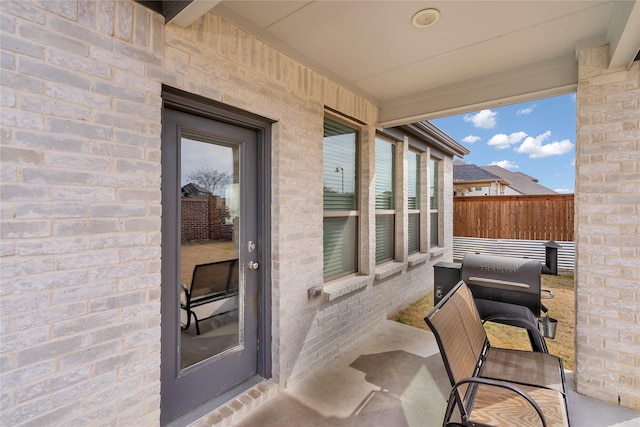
{"left": 176, "top": 1, "right": 639, "bottom": 126}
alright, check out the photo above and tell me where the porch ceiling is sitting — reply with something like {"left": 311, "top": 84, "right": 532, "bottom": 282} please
{"left": 176, "top": 1, "right": 640, "bottom": 126}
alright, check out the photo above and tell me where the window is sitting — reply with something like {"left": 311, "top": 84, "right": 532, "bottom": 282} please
{"left": 375, "top": 136, "right": 395, "bottom": 263}
{"left": 407, "top": 151, "right": 420, "bottom": 254}
{"left": 429, "top": 158, "right": 441, "bottom": 247}
{"left": 323, "top": 117, "right": 359, "bottom": 280}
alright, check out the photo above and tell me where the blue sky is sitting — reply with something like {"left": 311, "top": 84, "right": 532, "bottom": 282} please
{"left": 431, "top": 93, "right": 576, "bottom": 193}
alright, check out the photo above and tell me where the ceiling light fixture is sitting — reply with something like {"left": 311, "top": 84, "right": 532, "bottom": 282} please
{"left": 411, "top": 8, "right": 440, "bottom": 28}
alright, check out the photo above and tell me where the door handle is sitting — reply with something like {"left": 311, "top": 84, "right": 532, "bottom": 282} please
{"left": 248, "top": 261, "right": 259, "bottom": 270}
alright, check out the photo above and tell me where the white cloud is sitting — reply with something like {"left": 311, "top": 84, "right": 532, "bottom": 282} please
{"left": 487, "top": 131, "right": 527, "bottom": 150}
{"left": 515, "top": 131, "right": 574, "bottom": 158}
{"left": 490, "top": 160, "right": 519, "bottom": 170}
{"left": 570, "top": 158, "right": 576, "bottom": 167}
{"left": 516, "top": 104, "right": 536, "bottom": 115}
{"left": 554, "top": 188, "right": 574, "bottom": 194}
{"left": 464, "top": 109, "right": 497, "bottom": 129}
{"left": 462, "top": 135, "right": 481, "bottom": 144}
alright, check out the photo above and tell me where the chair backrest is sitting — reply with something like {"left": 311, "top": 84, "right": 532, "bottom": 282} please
{"left": 452, "top": 281, "right": 488, "bottom": 361}
{"left": 189, "top": 259, "right": 238, "bottom": 299}
{"left": 424, "top": 281, "right": 488, "bottom": 406}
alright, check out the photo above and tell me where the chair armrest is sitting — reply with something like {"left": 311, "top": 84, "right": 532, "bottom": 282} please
{"left": 451, "top": 377, "right": 548, "bottom": 427}
{"left": 181, "top": 282, "right": 189, "bottom": 303}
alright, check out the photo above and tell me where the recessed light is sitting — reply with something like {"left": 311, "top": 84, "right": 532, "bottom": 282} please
{"left": 412, "top": 8, "right": 440, "bottom": 28}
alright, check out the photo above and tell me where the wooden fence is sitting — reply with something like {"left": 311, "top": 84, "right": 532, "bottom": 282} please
{"left": 453, "top": 194, "right": 574, "bottom": 241}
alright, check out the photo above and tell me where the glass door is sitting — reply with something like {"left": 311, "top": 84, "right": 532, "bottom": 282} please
{"left": 161, "top": 106, "right": 259, "bottom": 424}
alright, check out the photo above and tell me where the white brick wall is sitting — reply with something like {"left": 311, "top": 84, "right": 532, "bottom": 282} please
{"left": 0, "top": 1, "right": 457, "bottom": 425}
{"left": 1, "top": 2, "right": 163, "bottom": 425}
{"left": 575, "top": 45, "right": 640, "bottom": 411}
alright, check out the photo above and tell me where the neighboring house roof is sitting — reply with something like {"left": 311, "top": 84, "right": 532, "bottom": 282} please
{"left": 453, "top": 163, "right": 509, "bottom": 186}
{"left": 482, "top": 165, "right": 557, "bottom": 195}
{"left": 181, "top": 183, "right": 211, "bottom": 198}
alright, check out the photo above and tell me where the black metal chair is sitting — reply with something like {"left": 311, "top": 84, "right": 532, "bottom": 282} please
{"left": 181, "top": 259, "right": 239, "bottom": 335}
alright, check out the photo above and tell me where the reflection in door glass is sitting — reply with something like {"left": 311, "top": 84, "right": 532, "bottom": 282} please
{"left": 179, "top": 137, "right": 241, "bottom": 370}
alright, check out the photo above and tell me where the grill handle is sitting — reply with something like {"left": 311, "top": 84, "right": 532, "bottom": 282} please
{"left": 541, "top": 288, "right": 554, "bottom": 299}
{"left": 467, "top": 276, "right": 530, "bottom": 290}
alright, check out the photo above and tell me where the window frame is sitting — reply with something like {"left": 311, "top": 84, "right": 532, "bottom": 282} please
{"left": 374, "top": 135, "right": 397, "bottom": 264}
{"left": 322, "top": 113, "right": 361, "bottom": 282}
{"left": 429, "top": 156, "right": 443, "bottom": 248}
{"left": 407, "top": 149, "right": 421, "bottom": 255}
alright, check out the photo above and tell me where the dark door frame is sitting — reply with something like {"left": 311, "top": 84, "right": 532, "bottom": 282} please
{"left": 161, "top": 86, "right": 273, "bottom": 425}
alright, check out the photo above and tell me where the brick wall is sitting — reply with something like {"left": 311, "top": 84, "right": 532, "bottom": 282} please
{"left": 208, "top": 196, "right": 232, "bottom": 241}
{"left": 181, "top": 198, "right": 209, "bottom": 242}
{"left": 575, "top": 45, "right": 640, "bottom": 411}
{"left": 181, "top": 196, "right": 231, "bottom": 242}
{"left": 1, "top": 2, "right": 164, "bottom": 426}
{"left": 0, "top": 1, "right": 452, "bottom": 425}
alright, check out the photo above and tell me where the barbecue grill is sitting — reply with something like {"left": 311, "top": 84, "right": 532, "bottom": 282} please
{"left": 434, "top": 253, "right": 556, "bottom": 352}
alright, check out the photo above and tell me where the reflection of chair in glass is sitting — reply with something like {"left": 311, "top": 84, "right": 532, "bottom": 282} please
{"left": 181, "top": 259, "right": 239, "bottom": 335}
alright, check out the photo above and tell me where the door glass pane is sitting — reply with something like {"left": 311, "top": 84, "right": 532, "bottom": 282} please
{"left": 179, "top": 136, "right": 241, "bottom": 370}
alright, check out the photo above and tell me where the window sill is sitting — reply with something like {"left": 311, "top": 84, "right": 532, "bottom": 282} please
{"left": 430, "top": 247, "right": 446, "bottom": 258}
{"left": 407, "top": 253, "right": 429, "bottom": 267}
{"left": 323, "top": 275, "right": 370, "bottom": 301}
{"left": 374, "top": 261, "right": 406, "bottom": 280}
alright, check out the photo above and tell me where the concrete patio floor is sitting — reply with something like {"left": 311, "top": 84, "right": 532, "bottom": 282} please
{"left": 236, "top": 320, "right": 640, "bottom": 427}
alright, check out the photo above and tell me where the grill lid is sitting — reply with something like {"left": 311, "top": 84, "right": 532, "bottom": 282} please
{"left": 460, "top": 253, "right": 542, "bottom": 314}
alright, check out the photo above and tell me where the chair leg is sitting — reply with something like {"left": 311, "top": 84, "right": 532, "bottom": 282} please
{"left": 527, "top": 328, "right": 548, "bottom": 353}
{"left": 181, "top": 308, "right": 192, "bottom": 331}
{"left": 194, "top": 315, "right": 201, "bottom": 335}
{"left": 442, "top": 388, "right": 462, "bottom": 427}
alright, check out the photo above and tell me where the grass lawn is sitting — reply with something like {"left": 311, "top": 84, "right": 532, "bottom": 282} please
{"left": 392, "top": 274, "right": 576, "bottom": 370}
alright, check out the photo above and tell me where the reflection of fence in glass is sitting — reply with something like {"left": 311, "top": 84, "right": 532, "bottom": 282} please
{"left": 323, "top": 186, "right": 357, "bottom": 210}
